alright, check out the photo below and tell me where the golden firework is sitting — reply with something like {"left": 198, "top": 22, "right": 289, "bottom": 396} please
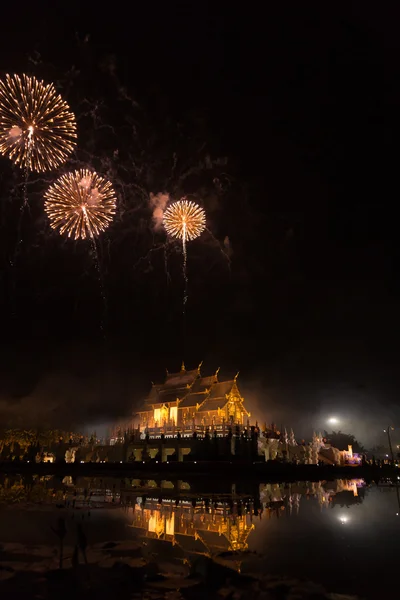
{"left": 44, "top": 169, "right": 116, "bottom": 240}
{"left": 163, "top": 199, "right": 206, "bottom": 241}
{"left": 0, "top": 74, "right": 77, "bottom": 172}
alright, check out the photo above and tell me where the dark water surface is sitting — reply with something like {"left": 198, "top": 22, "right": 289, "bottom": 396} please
{"left": 0, "top": 474, "right": 399, "bottom": 598}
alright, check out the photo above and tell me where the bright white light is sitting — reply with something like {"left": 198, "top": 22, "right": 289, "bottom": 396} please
{"left": 339, "top": 515, "right": 349, "bottom": 524}
{"left": 386, "top": 454, "right": 389, "bottom": 458}
{"left": 328, "top": 417, "right": 339, "bottom": 425}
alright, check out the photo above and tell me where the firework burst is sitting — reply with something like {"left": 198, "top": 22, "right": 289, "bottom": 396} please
{"left": 44, "top": 169, "right": 116, "bottom": 240}
{"left": 163, "top": 199, "right": 206, "bottom": 242}
{"left": 0, "top": 74, "right": 77, "bottom": 172}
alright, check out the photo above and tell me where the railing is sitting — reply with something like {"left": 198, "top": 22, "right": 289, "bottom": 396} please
{"left": 135, "top": 423, "right": 254, "bottom": 440}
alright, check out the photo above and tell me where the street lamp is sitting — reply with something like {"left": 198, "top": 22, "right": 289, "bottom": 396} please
{"left": 384, "top": 426, "right": 395, "bottom": 461}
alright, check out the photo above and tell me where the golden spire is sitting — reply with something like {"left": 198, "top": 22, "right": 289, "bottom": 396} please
{"left": 181, "top": 361, "right": 186, "bottom": 372}
{"left": 197, "top": 360, "right": 203, "bottom": 373}
{"left": 215, "top": 366, "right": 220, "bottom": 378}
{"left": 234, "top": 371, "right": 240, "bottom": 381}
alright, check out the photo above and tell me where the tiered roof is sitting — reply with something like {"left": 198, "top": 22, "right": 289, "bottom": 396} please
{"left": 139, "top": 364, "right": 246, "bottom": 413}
{"left": 197, "top": 380, "right": 236, "bottom": 412}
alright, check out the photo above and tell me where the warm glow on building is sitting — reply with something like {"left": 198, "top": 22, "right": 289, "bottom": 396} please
{"left": 137, "top": 363, "right": 250, "bottom": 433}
{"left": 169, "top": 406, "right": 178, "bottom": 425}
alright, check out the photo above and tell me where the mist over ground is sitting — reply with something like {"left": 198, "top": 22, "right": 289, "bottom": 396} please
{"left": 0, "top": 339, "right": 397, "bottom": 450}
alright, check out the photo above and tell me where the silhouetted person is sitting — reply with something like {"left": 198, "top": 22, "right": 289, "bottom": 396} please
{"left": 76, "top": 523, "right": 88, "bottom": 564}
{"left": 51, "top": 517, "right": 67, "bottom": 569}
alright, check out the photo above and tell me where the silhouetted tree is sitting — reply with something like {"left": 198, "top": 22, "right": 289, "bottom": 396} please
{"left": 324, "top": 430, "right": 365, "bottom": 453}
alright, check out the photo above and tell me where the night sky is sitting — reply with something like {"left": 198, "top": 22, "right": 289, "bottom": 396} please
{"left": 0, "top": 3, "right": 396, "bottom": 444}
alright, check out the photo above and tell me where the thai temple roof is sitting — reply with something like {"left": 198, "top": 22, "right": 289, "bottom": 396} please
{"left": 208, "top": 380, "right": 235, "bottom": 399}
{"left": 197, "top": 380, "right": 236, "bottom": 412}
{"left": 138, "top": 364, "right": 242, "bottom": 412}
{"left": 179, "top": 392, "right": 208, "bottom": 408}
{"left": 163, "top": 369, "right": 199, "bottom": 387}
{"left": 198, "top": 397, "right": 229, "bottom": 412}
{"left": 191, "top": 374, "right": 218, "bottom": 393}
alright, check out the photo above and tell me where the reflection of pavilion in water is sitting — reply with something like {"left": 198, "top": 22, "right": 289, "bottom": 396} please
{"left": 129, "top": 497, "right": 255, "bottom": 557}
{"left": 127, "top": 479, "right": 365, "bottom": 559}
{"left": 260, "top": 479, "right": 365, "bottom": 515}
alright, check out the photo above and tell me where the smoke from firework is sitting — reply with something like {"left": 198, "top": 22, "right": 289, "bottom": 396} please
{"left": 150, "top": 192, "right": 169, "bottom": 231}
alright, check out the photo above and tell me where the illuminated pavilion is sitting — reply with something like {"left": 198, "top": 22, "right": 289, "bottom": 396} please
{"left": 137, "top": 362, "right": 250, "bottom": 434}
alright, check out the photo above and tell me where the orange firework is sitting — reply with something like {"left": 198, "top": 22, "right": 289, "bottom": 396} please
{"left": 0, "top": 74, "right": 77, "bottom": 172}
{"left": 163, "top": 199, "right": 206, "bottom": 241}
{"left": 44, "top": 169, "right": 116, "bottom": 240}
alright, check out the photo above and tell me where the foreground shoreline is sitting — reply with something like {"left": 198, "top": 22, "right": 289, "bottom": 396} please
{"left": 0, "top": 460, "right": 398, "bottom": 482}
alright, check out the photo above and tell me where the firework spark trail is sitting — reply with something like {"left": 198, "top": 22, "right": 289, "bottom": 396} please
{"left": 9, "top": 136, "right": 34, "bottom": 320}
{"left": 10, "top": 128, "right": 35, "bottom": 268}
{"left": 163, "top": 245, "right": 171, "bottom": 285}
{"left": 181, "top": 222, "right": 189, "bottom": 359}
{"left": 89, "top": 236, "right": 108, "bottom": 340}
{"left": 205, "top": 227, "right": 232, "bottom": 270}
{"left": 79, "top": 192, "right": 109, "bottom": 339}
{"left": 182, "top": 221, "right": 188, "bottom": 310}
{"left": 132, "top": 243, "right": 165, "bottom": 272}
